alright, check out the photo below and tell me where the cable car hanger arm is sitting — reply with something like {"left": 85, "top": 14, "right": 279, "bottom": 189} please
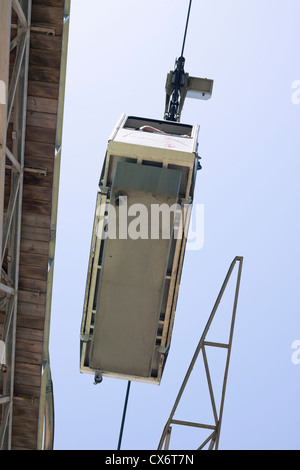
{"left": 164, "top": 0, "right": 213, "bottom": 122}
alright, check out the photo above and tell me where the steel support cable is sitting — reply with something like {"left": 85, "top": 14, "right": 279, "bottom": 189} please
{"left": 166, "top": 0, "right": 193, "bottom": 121}
{"left": 181, "top": 0, "right": 193, "bottom": 57}
{"left": 117, "top": 380, "right": 131, "bottom": 450}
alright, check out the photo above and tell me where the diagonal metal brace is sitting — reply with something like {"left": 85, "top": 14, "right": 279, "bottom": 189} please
{"left": 158, "top": 256, "right": 243, "bottom": 450}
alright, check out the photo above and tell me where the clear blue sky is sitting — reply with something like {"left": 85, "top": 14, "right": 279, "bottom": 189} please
{"left": 49, "top": 0, "right": 300, "bottom": 450}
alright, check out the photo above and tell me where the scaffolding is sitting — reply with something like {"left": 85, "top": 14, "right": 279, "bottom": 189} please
{"left": 0, "top": 0, "right": 32, "bottom": 449}
{"left": 0, "top": 0, "right": 70, "bottom": 449}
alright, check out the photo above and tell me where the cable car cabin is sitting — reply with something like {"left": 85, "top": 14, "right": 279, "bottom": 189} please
{"left": 80, "top": 114, "right": 200, "bottom": 384}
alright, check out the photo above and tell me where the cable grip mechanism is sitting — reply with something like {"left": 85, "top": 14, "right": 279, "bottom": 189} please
{"left": 164, "top": 57, "right": 214, "bottom": 122}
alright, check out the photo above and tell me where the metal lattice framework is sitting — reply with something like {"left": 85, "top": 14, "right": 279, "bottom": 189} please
{"left": 0, "top": 0, "right": 32, "bottom": 450}
{"left": 158, "top": 256, "right": 243, "bottom": 450}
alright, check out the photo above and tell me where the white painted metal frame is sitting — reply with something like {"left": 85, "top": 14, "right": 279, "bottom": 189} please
{"left": 0, "top": 0, "right": 31, "bottom": 450}
{"left": 158, "top": 256, "right": 243, "bottom": 450}
{"left": 80, "top": 116, "right": 200, "bottom": 384}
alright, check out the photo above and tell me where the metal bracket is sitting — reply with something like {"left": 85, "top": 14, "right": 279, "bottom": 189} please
{"left": 80, "top": 333, "right": 91, "bottom": 343}
{"left": 0, "top": 340, "right": 6, "bottom": 371}
{"left": 94, "top": 370, "right": 103, "bottom": 385}
{"left": 164, "top": 58, "right": 213, "bottom": 122}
